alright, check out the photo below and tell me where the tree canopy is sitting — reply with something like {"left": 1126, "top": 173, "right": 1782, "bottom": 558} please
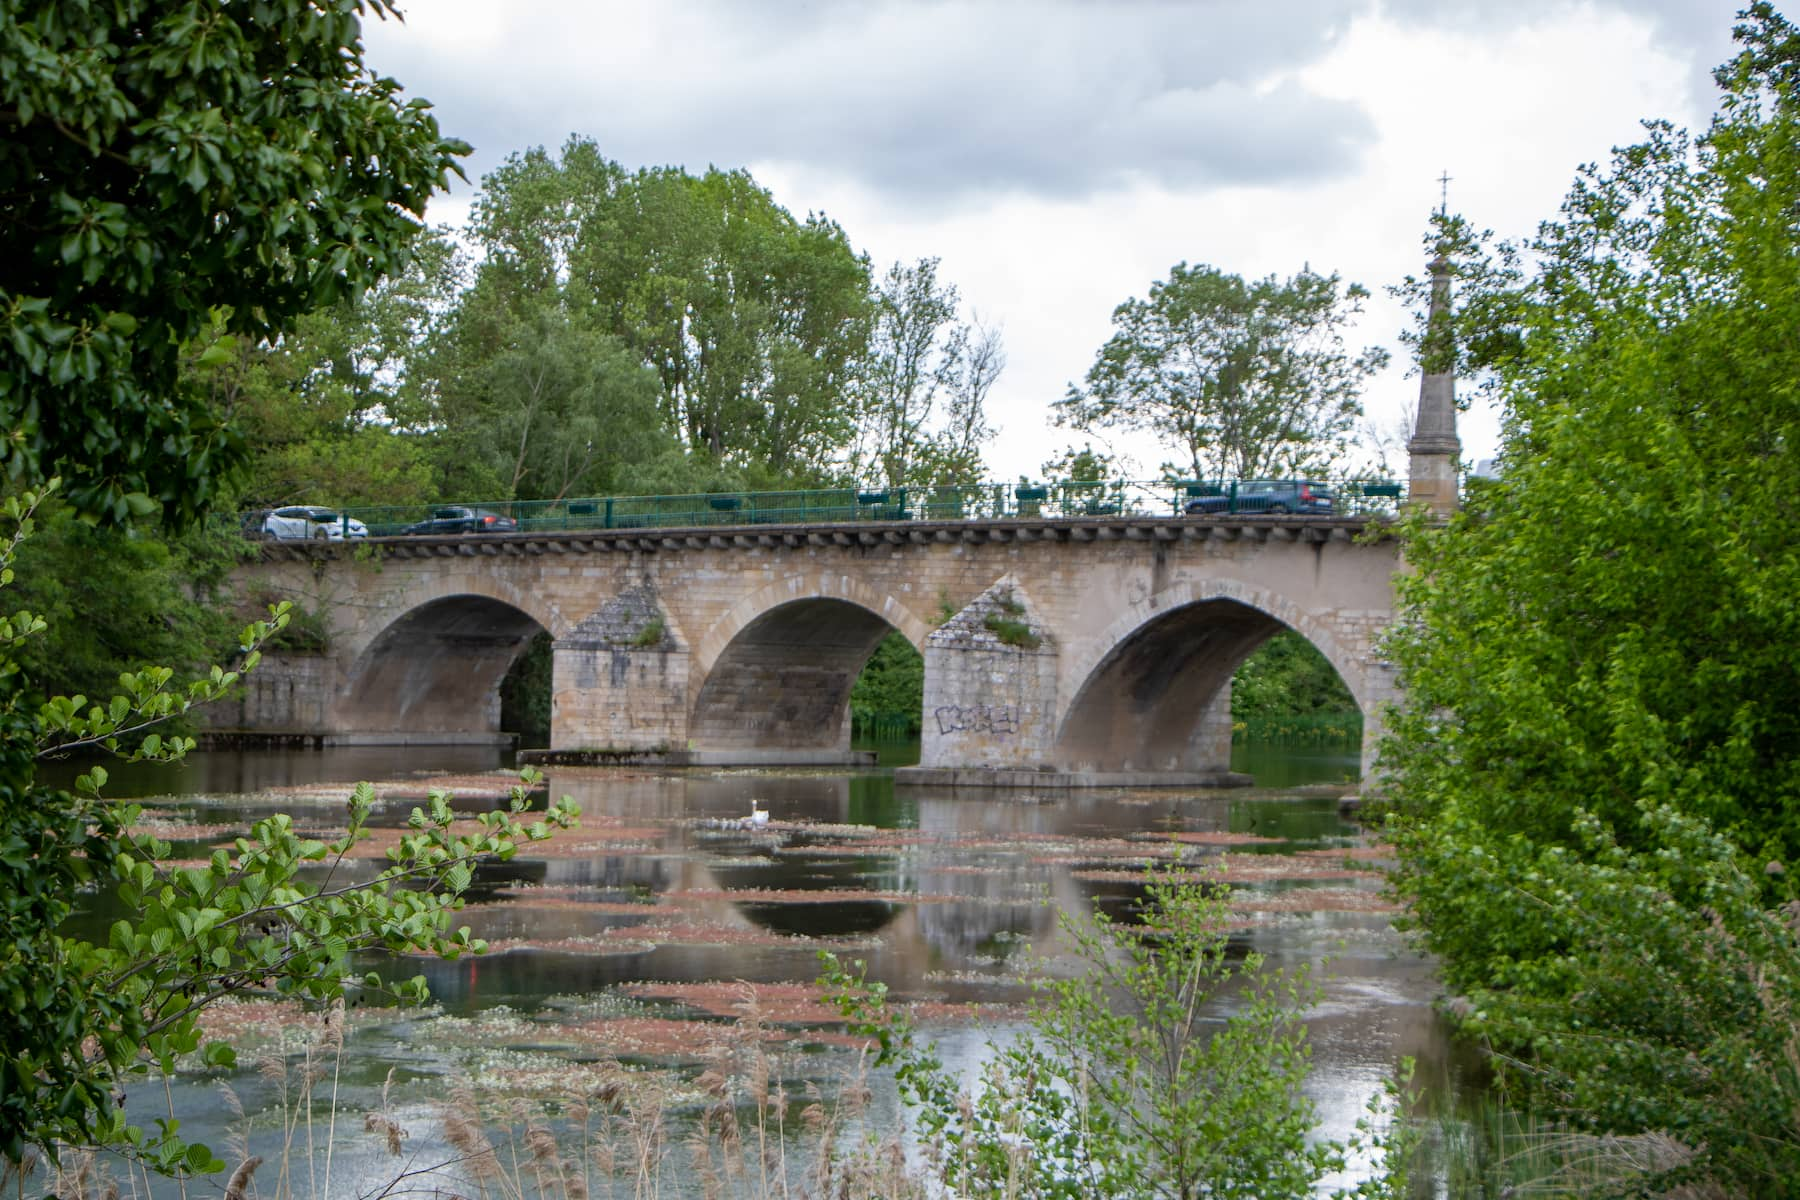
{"left": 435, "top": 139, "right": 876, "bottom": 490}
{"left": 1384, "top": 5, "right": 1800, "bottom": 1189}
{"left": 846, "top": 258, "right": 1002, "bottom": 489}
{"left": 220, "top": 137, "right": 1002, "bottom": 508}
{"left": 1056, "top": 264, "right": 1384, "bottom": 482}
{"left": 0, "top": 0, "right": 466, "bottom": 524}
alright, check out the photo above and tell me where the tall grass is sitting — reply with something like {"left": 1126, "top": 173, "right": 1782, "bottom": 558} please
{"left": 1235, "top": 709, "right": 1362, "bottom": 746}
{"left": 173, "top": 988, "right": 923, "bottom": 1200}
{"left": 1413, "top": 1095, "right": 1727, "bottom": 1199}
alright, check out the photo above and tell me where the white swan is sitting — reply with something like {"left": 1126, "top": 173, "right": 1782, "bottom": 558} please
{"left": 745, "top": 798, "right": 771, "bottom": 828}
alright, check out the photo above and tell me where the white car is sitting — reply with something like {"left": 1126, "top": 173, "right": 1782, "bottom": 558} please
{"left": 260, "top": 506, "right": 368, "bottom": 541}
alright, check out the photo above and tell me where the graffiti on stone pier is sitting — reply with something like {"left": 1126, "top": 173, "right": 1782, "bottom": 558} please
{"left": 934, "top": 703, "right": 1020, "bottom": 736}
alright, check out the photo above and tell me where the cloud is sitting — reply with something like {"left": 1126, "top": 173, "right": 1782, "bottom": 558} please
{"left": 1377, "top": 0, "right": 1741, "bottom": 110}
{"left": 369, "top": 0, "right": 1377, "bottom": 202}
{"left": 371, "top": 0, "right": 1743, "bottom": 209}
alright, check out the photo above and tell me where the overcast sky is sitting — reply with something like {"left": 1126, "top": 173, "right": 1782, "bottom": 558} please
{"left": 365, "top": 0, "right": 1744, "bottom": 481}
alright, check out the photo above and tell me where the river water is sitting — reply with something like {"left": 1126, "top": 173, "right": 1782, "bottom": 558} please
{"left": 47, "top": 743, "right": 1475, "bottom": 1198}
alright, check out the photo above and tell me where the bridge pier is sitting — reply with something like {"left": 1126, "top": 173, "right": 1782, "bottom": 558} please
{"left": 915, "top": 579, "right": 1060, "bottom": 774}
{"left": 551, "top": 639, "right": 691, "bottom": 754}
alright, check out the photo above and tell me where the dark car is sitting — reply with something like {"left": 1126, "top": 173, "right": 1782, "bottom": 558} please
{"left": 403, "top": 506, "right": 520, "bottom": 535}
{"left": 1184, "top": 480, "right": 1334, "bottom": 516}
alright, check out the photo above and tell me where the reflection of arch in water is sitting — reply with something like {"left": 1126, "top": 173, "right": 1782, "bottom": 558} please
{"left": 1070, "top": 872, "right": 1260, "bottom": 964}
{"left": 913, "top": 878, "right": 1056, "bottom": 967}
{"left": 690, "top": 578, "right": 929, "bottom": 754}
{"left": 1055, "top": 582, "right": 1366, "bottom": 775}
{"left": 334, "top": 592, "right": 554, "bottom": 738}
{"left": 736, "top": 897, "right": 904, "bottom": 937}
{"left": 709, "top": 853, "right": 907, "bottom": 937}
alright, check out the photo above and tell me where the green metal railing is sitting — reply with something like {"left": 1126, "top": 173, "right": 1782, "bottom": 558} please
{"left": 235, "top": 478, "right": 1408, "bottom": 540}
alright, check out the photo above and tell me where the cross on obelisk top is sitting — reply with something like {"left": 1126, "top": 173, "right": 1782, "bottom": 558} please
{"left": 1437, "top": 170, "right": 1452, "bottom": 216}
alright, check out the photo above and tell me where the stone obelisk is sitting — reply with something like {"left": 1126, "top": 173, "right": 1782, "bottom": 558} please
{"left": 1406, "top": 253, "right": 1460, "bottom": 516}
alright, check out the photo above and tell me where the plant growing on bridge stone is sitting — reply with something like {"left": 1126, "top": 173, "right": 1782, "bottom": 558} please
{"left": 823, "top": 870, "right": 1416, "bottom": 1199}
{"left": 983, "top": 612, "right": 1042, "bottom": 650}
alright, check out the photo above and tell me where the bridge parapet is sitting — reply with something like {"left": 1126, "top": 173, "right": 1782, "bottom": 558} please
{"left": 251, "top": 513, "right": 1389, "bottom": 563}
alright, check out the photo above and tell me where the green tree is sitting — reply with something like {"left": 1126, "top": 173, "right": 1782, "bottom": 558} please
{"left": 7, "top": 505, "right": 241, "bottom": 705}
{"left": 848, "top": 258, "right": 1003, "bottom": 487}
{"left": 582, "top": 162, "right": 872, "bottom": 479}
{"left": 432, "top": 303, "right": 670, "bottom": 501}
{"left": 0, "top": 0, "right": 465, "bottom": 523}
{"left": 1040, "top": 443, "right": 1118, "bottom": 483}
{"left": 849, "top": 631, "right": 923, "bottom": 737}
{"left": 1230, "top": 631, "right": 1356, "bottom": 724}
{"left": 459, "top": 139, "right": 874, "bottom": 485}
{"left": 1057, "top": 264, "right": 1385, "bottom": 482}
{"left": 1384, "top": 6, "right": 1800, "bottom": 1190}
{"left": 192, "top": 247, "right": 461, "bottom": 510}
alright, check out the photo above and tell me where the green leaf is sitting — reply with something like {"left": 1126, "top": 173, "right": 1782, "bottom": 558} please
{"left": 194, "top": 336, "right": 236, "bottom": 369}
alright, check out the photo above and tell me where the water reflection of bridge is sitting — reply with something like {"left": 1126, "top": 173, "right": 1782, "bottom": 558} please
{"left": 415, "top": 770, "right": 1375, "bottom": 1012}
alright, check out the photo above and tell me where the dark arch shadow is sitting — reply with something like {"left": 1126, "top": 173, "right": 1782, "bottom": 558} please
{"left": 690, "top": 597, "right": 896, "bottom": 753}
{"left": 709, "top": 855, "right": 905, "bottom": 936}
{"left": 334, "top": 594, "right": 548, "bottom": 738}
{"left": 1055, "top": 598, "right": 1356, "bottom": 774}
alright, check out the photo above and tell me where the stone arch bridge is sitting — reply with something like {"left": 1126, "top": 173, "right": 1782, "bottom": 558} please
{"left": 227, "top": 514, "right": 1401, "bottom": 786}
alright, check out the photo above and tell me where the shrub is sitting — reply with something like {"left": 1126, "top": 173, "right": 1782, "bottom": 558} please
{"left": 824, "top": 869, "right": 1415, "bottom": 1198}
{"left": 983, "top": 613, "right": 1041, "bottom": 649}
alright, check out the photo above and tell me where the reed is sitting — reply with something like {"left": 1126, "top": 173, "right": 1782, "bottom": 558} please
{"left": 1415, "top": 1095, "right": 1729, "bottom": 1199}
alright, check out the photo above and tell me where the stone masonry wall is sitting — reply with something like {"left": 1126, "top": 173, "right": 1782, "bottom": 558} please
{"left": 551, "top": 584, "right": 688, "bottom": 751}
{"left": 552, "top": 643, "right": 690, "bottom": 752}
{"left": 202, "top": 652, "right": 336, "bottom": 731}
{"left": 919, "top": 577, "right": 1059, "bottom": 769}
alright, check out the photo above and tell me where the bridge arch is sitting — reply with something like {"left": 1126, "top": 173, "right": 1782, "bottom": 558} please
{"left": 1054, "top": 578, "right": 1370, "bottom": 775}
{"left": 689, "top": 576, "right": 932, "bottom": 755}
{"left": 333, "top": 583, "right": 564, "bottom": 739}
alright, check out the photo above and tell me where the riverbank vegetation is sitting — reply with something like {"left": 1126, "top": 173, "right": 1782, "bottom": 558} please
{"left": 1384, "top": 6, "right": 1800, "bottom": 1193}
{"left": 0, "top": 2, "right": 579, "bottom": 1178}
{"left": 1231, "top": 631, "right": 1360, "bottom": 745}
